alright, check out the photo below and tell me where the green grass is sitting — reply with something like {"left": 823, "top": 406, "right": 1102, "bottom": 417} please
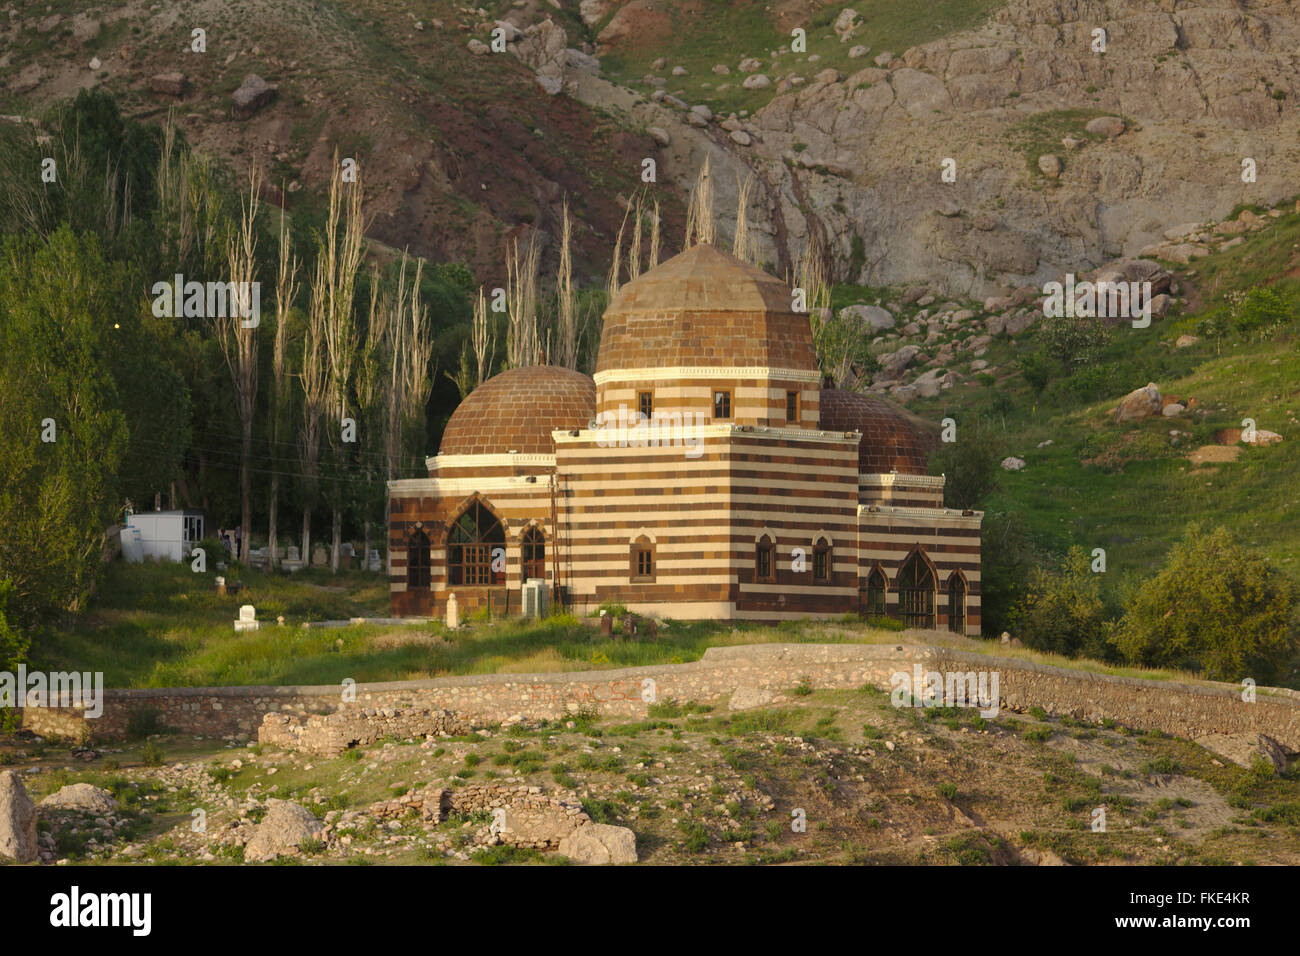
{"left": 599, "top": 0, "right": 1001, "bottom": 117}
{"left": 897, "top": 195, "right": 1300, "bottom": 653}
{"left": 38, "top": 560, "right": 912, "bottom": 687}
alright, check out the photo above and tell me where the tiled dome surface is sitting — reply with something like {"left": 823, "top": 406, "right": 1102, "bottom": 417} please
{"left": 820, "top": 388, "right": 933, "bottom": 475}
{"left": 439, "top": 365, "right": 595, "bottom": 456}
{"left": 595, "top": 243, "right": 819, "bottom": 374}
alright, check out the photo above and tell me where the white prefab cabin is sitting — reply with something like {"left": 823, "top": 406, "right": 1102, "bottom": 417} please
{"left": 122, "top": 510, "right": 205, "bottom": 563}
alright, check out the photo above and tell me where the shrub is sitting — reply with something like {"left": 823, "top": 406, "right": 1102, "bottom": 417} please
{"left": 1110, "top": 524, "right": 1298, "bottom": 683}
{"left": 1039, "top": 312, "right": 1110, "bottom": 368}
{"left": 1010, "top": 547, "right": 1113, "bottom": 658}
{"left": 1230, "top": 287, "right": 1290, "bottom": 335}
{"left": 928, "top": 417, "right": 1004, "bottom": 510}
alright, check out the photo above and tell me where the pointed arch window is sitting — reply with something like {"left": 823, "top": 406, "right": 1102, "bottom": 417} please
{"left": 813, "top": 536, "right": 832, "bottom": 584}
{"left": 898, "top": 552, "right": 935, "bottom": 628}
{"left": 863, "top": 567, "right": 887, "bottom": 617}
{"left": 448, "top": 501, "right": 506, "bottom": 586}
{"left": 947, "top": 572, "right": 967, "bottom": 634}
{"left": 755, "top": 534, "right": 775, "bottom": 582}
{"left": 407, "top": 528, "right": 431, "bottom": 589}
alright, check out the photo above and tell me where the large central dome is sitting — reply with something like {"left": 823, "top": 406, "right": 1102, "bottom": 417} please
{"left": 594, "top": 243, "right": 819, "bottom": 374}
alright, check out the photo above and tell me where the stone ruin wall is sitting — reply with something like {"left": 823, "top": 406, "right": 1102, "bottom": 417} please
{"left": 18, "top": 643, "right": 1300, "bottom": 754}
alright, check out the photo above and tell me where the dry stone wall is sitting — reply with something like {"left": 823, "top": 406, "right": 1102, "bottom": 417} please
{"left": 19, "top": 643, "right": 1300, "bottom": 753}
{"left": 258, "top": 707, "right": 473, "bottom": 757}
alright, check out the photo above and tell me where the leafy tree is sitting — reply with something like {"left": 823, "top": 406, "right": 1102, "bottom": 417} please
{"left": 928, "top": 417, "right": 1003, "bottom": 510}
{"left": 979, "top": 511, "right": 1039, "bottom": 636}
{"left": 0, "top": 581, "right": 30, "bottom": 672}
{"left": 1010, "top": 546, "right": 1112, "bottom": 658}
{"left": 1111, "top": 524, "right": 1298, "bottom": 683}
{"left": 0, "top": 227, "right": 129, "bottom": 629}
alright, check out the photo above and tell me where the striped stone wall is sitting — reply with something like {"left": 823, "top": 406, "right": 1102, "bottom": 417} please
{"left": 859, "top": 506, "right": 982, "bottom": 636}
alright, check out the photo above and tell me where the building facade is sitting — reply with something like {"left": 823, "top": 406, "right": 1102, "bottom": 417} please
{"left": 388, "top": 243, "right": 982, "bottom": 632}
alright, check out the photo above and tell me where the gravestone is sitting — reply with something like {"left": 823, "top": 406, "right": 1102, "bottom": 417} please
{"left": 234, "top": 604, "right": 259, "bottom": 632}
{"left": 599, "top": 610, "right": 613, "bottom": 637}
{"left": 286, "top": 546, "right": 300, "bottom": 563}
{"left": 215, "top": 575, "right": 226, "bottom": 596}
{"left": 311, "top": 546, "right": 328, "bottom": 566}
{"left": 367, "top": 550, "right": 381, "bottom": 572}
{"left": 446, "top": 593, "right": 459, "bottom": 629}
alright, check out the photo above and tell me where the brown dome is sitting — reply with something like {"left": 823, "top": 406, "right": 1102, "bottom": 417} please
{"left": 439, "top": 365, "right": 595, "bottom": 456}
{"left": 595, "top": 243, "right": 819, "bottom": 374}
{"left": 820, "top": 388, "right": 935, "bottom": 475}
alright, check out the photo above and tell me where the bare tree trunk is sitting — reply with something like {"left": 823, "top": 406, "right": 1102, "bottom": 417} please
{"left": 240, "top": 419, "right": 253, "bottom": 563}
{"left": 363, "top": 518, "right": 370, "bottom": 574}
{"left": 331, "top": 510, "right": 342, "bottom": 573}
{"left": 302, "top": 510, "right": 312, "bottom": 569}
{"left": 268, "top": 475, "right": 279, "bottom": 570}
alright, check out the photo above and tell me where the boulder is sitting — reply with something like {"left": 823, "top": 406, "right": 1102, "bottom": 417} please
{"left": 1244, "top": 428, "right": 1284, "bottom": 446}
{"left": 833, "top": 9, "right": 859, "bottom": 40}
{"left": 1003, "top": 311, "right": 1037, "bottom": 335}
{"left": 1085, "top": 115, "right": 1125, "bottom": 138}
{"left": 468, "top": 38, "right": 490, "bottom": 55}
{"left": 565, "top": 49, "right": 601, "bottom": 73}
{"left": 876, "top": 344, "right": 922, "bottom": 380}
{"left": 840, "top": 304, "right": 895, "bottom": 332}
{"left": 1162, "top": 403, "right": 1185, "bottom": 417}
{"left": 1114, "top": 383, "right": 1162, "bottom": 423}
{"left": 39, "top": 783, "right": 119, "bottom": 814}
{"left": 231, "top": 74, "right": 278, "bottom": 118}
{"left": 0, "top": 771, "right": 38, "bottom": 863}
{"left": 243, "top": 800, "right": 324, "bottom": 862}
{"left": 1175, "top": 334, "right": 1200, "bottom": 348}
{"left": 1037, "top": 154, "right": 1062, "bottom": 179}
{"left": 1195, "top": 733, "right": 1288, "bottom": 773}
{"left": 738, "top": 57, "right": 762, "bottom": 73}
{"left": 742, "top": 74, "right": 771, "bottom": 89}
{"left": 558, "top": 823, "right": 638, "bottom": 864}
{"left": 1000, "top": 456, "right": 1026, "bottom": 471}
{"left": 646, "top": 126, "right": 670, "bottom": 146}
{"left": 151, "top": 72, "right": 187, "bottom": 96}
{"left": 730, "top": 130, "right": 753, "bottom": 146}
{"left": 514, "top": 20, "right": 568, "bottom": 96}
{"left": 730, "top": 686, "right": 775, "bottom": 710}
{"left": 848, "top": 45, "right": 870, "bottom": 59}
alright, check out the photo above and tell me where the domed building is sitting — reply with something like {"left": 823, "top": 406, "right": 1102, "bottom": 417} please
{"left": 387, "top": 243, "right": 982, "bottom": 631}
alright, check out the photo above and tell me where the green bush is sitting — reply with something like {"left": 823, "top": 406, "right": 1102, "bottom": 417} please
{"left": 1010, "top": 546, "right": 1113, "bottom": 658}
{"left": 1231, "top": 287, "right": 1290, "bottom": 335}
{"left": 1110, "top": 524, "right": 1298, "bottom": 682}
{"left": 927, "top": 417, "right": 1004, "bottom": 510}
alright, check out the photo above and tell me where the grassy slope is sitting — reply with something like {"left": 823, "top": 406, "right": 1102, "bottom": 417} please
{"left": 598, "top": 0, "right": 1001, "bottom": 116}
{"left": 899, "top": 201, "right": 1300, "bottom": 596}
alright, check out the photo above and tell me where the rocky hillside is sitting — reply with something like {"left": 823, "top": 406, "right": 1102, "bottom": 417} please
{"left": 5, "top": 0, "right": 1298, "bottom": 293}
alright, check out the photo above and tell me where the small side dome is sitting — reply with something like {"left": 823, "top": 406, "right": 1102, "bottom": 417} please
{"left": 820, "top": 387, "right": 935, "bottom": 475}
{"left": 439, "top": 365, "right": 595, "bottom": 456}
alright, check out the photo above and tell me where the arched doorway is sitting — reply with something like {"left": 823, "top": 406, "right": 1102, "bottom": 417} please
{"left": 947, "top": 572, "right": 967, "bottom": 634}
{"left": 897, "top": 551, "right": 935, "bottom": 629}
{"left": 448, "top": 501, "right": 506, "bottom": 586}
{"left": 522, "top": 525, "right": 546, "bottom": 581}
{"left": 861, "top": 567, "right": 887, "bottom": 617}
